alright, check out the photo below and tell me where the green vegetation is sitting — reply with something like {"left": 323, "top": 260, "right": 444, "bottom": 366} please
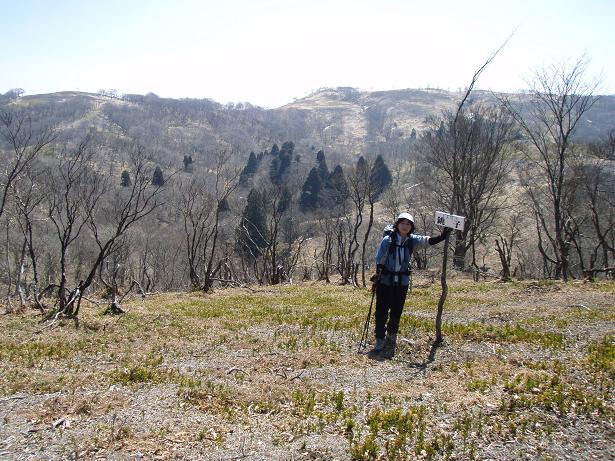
{"left": 502, "top": 372, "right": 612, "bottom": 417}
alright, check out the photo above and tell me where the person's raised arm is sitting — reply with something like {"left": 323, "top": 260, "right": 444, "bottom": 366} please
{"left": 428, "top": 227, "right": 452, "bottom": 245}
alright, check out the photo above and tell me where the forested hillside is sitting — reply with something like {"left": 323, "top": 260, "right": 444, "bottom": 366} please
{"left": 3, "top": 86, "right": 614, "bottom": 170}
{"left": 1, "top": 60, "right": 614, "bottom": 320}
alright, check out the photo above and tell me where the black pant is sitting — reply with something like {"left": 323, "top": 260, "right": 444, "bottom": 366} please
{"left": 374, "top": 283, "right": 409, "bottom": 339}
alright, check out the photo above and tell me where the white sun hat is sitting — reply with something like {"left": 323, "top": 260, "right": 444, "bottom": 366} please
{"left": 396, "top": 212, "right": 414, "bottom": 224}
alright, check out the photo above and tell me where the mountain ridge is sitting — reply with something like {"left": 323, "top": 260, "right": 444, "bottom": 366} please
{"left": 3, "top": 87, "right": 614, "bottom": 169}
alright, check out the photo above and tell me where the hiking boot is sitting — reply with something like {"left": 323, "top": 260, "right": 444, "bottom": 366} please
{"left": 372, "top": 337, "right": 385, "bottom": 352}
{"left": 383, "top": 334, "right": 397, "bottom": 358}
{"left": 385, "top": 334, "right": 397, "bottom": 346}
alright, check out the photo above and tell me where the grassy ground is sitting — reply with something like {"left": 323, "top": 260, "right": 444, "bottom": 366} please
{"left": 0, "top": 278, "right": 613, "bottom": 460}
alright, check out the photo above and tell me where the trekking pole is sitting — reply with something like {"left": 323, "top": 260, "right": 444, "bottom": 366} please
{"left": 358, "top": 287, "right": 376, "bottom": 353}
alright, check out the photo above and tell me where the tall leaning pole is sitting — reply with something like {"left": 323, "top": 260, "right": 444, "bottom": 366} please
{"left": 434, "top": 212, "right": 464, "bottom": 344}
{"left": 434, "top": 229, "right": 450, "bottom": 345}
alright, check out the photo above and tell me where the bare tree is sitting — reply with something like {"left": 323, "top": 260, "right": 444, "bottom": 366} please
{"left": 360, "top": 166, "right": 379, "bottom": 287}
{"left": 178, "top": 153, "right": 239, "bottom": 292}
{"left": 3, "top": 218, "right": 15, "bottom": 312}
{"left": 11, "top": 164, "right": 47, "bottom": 311}
{"left": 198, "top": 154, "right": 240, "bottom": 291}
{"left": 501, "top": 56, "right": 600, "bottom": 281}
{"left": 494, "top": 209, "right": 524, "bottom": 281}
{"left": 235, "top": 182, "right": 305, "bottom": 286}
{"left": 40, "top": 143, "right": 168, "bottom": 322}
{"left": 44, "top": 137, "right": 105, "bottom": 316}
{"left": 584, "top": 131, "right": 615, "bottom": 269}
{"left": 420, "top": 105, "right": 514, "bottom": 272}
{"left": 78, "top": 146, "right": 168, "bottom": 314}
{"left": 177, "top": 153, "right": 240, "bottom": 291}
{"left": 261, "top": 186, "right": 291, "bottom": 285}
{"left": 314, "top": 213, "right": 336, "bottom": 282}
{"left": 177, "top": 176, "right": 216, "bottom": 289}
{"left": 380, "top": 163, "right": 408, "bottom": 221}
{"left": 335, "top": 211, "right": 352, "bottom": 282}
{"left": 343, "top": 158, "right": 370, "bottom": 285}
{"left": 0, "top": 111, "right": 55, "bottom": 220}
{"left": 563, "top": 135, "right": 615, "bottom": 279}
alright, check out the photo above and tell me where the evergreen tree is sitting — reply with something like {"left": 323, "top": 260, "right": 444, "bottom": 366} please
{"left": 270, "top": 143, "right": 280, "bottom": 156}
{"left": 277, "top": 187, "right": 292, "bottom": 214}
{"left": 217, "top": 197, "right": 230, "bottom": 213}
{"left": 183, "top": 155, "right": 193, "bottom": 171}
{"left": 437, "top": 121, "right": 446, "bottom": 139}
{"left": 329, "top": 165, "right": 349, "bottom": 202}
{"left": 269, "top": 157, "right": 281, "bottom": 184}
{"left": 152, "top": 166, "right": 165, "bottom": 186}
{"left": 236, "top": 189, "right": 268, "bottom": 258}
{"left": 316, "top": 149, "right": 330, "bottom": 184}
{"left": 356, "top": 156, "right": 368, "bottom": 177}
{"left": 270, "top": 142, "right": 294, "bottom": 185}
{"left": 300, "top": 167, "right": 322, "bottom": 210}
{"left": 316, "top": 149, "right": 326, "bottom": 163}
{"left": 120, "top": 170, "right": 131, "bottom": 187}
{"left": 240, "top": 151, "right": 259, "bottom": 184}
{"left": 278, "top": 149, "right": 291, "bottom": 174}
{"left": 247, "top": 152, "right": 258, "bottom": 171}
{"left": 370, "top": 154, "right": 393, "bottom": 198}
{"left": 280, "top": 141, "right": 295, "bottom": 156}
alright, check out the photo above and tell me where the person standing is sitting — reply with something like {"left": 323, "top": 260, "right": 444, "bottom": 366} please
{"left": 372, "top": 212, "right": 449, "bottom": 354}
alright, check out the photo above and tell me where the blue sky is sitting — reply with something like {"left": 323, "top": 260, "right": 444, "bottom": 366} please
{"left": 2, "top": 0, "right": 613, "bottom": 107}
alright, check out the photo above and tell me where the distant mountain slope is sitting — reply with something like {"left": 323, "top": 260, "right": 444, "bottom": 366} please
{"left": 282, "top": 87, "right": 615, "bottom": 147}
{"left": 279, "top": 88, "right": 460, "bottom": 152}
{"left": 2, "top": 88, "right": 614, "bottom": 169}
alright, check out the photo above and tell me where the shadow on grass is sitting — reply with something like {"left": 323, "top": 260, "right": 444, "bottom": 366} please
{"left": 408, "top": 339, "right": 445, "bottom": 373}
{"left": 357, "top": 342, "right": 389, "bottom": 362}
{"left": 367, "top": 349, "right": 387, "bottom": 362}
{"left": 361, "top": 343, "right": 398, "bottom": 362}
{"left": 358, "top": 337, "right": 444, "bottom": 365}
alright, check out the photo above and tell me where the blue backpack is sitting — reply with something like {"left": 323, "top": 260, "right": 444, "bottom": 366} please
{"left": 380, "top": 224, "right": 414, "bottom": 264}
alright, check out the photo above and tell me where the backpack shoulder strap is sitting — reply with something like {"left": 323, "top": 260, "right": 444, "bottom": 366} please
{"left": 378, "top": 234, "right": 394, "bottom": 266}
{"left": 388, "top": 231, "right": 401, "bottom": 256}
{"left": 406, "top": 236, "right": 414, "bottom": 253}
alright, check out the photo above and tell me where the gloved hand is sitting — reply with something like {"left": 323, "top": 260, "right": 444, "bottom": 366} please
{"left": 369, "top": 265, "right": 385, "bottom": 291}
{"left": 429, "top": 229, "right": 451, "bottom": 245}
{"left": 369, "top": 267, "right": 382, "bottom": 283}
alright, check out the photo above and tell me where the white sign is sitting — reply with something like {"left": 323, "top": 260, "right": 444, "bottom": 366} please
{"left": 435, "top": 211, "right": 465, "bottom": 231}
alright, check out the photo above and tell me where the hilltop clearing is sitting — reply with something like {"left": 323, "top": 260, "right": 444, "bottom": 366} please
{"left": 0, "top": 279, "right": 613, "bottom": 460}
